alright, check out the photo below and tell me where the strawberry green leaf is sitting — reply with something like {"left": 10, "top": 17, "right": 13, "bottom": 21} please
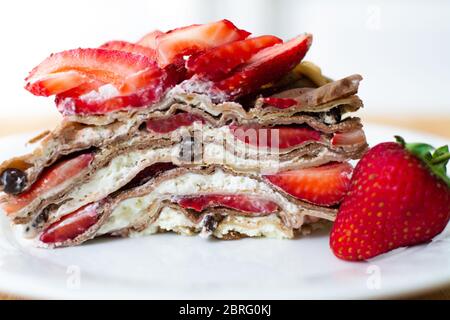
{"left": 432, "top": 145, "right": 450, "bottom": 167}
{"left": 395, "top": 136, "right": 450, "bottom": 187}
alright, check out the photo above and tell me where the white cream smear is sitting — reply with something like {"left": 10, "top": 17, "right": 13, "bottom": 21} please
{"left": 103, "top": 206, "right": 294, "bottom": 240}
{"left": 79, "top": 84, "right": 120, "bottom": 103}
{"left": 97, "top": 168, "right": 302, "bottom": 236}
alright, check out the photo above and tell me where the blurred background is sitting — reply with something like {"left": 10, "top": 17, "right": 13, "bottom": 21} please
{"left": 0, "top": 0, "right": 449, "bottom": 135}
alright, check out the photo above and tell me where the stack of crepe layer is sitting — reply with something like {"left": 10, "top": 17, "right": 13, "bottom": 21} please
{"left": 0, "top": 71, "right": 367, "bottom": 247}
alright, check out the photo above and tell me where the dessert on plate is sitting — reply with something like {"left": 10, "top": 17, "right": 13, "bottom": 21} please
{"left": 0, "top": 20, "right": 367, "bottom": 247}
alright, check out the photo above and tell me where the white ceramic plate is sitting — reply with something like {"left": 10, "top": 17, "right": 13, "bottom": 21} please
{"left": 0, "top": 124, "right": 449, "bottom": 299}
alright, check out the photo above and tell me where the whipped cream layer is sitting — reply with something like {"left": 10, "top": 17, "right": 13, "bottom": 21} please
{"left": 96, "top": 168, "right": 331, "bottom": 237}
{"left": 126, "top": 206, "right": 295, "bottom": 240}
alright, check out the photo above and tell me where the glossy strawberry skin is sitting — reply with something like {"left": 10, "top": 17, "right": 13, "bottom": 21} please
{"left": 25, "top": 48, "right": 159, "bottom": 96}
{"left": 55, "top": 63, "right": 183, "bottom": 115}
{"left": 186, "top": 35, "right": 282, "bottom": 80}
{"left": 214, "top": 34, "right": 312, "bottom": 100}
{"left": 156, "top": 20, "right": 250, "bottom": 66}
{"left": 100, "top": 41, "right": 157, "bottom": 60}
{"left": 25, "top": 48, "right": 185, "bottom": 115}
{"left": 330, "top": 142, "right": 450, "bottom": 261}
{"left": 56, "top": 80, "right": 164, "bottom": 115}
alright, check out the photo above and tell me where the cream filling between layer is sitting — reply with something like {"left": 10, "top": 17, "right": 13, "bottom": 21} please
{"left": 111, "top": 206, "right": 294, "bottom": 239}
{"left": 97, "top": 168, "right": 302, "bottom": 235}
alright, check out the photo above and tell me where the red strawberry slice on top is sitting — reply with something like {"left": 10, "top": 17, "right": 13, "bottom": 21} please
{"left": 24, "top": 21, "right": 314, "bottom": 114}
{"left": 186, "top": 35, "right": 282, "bottom": 80}
{"left": 100, "top": 41, "right": 157, "bottom": 60}
{"left": 24, "top": 48, "right": 183, "bottom": 115}
{"left": 156, "top": 19, "right": 250, "bottom": 66}
{"left": 54, "top": 70, "right": 179, "bottom": 115}
{"left": 53, "top": 79, "right": 107, "bottom": 99}
{"left": 55, "top": 64, "right": 181, "bottom": 115}
{"left": 214, "top": 34, "right": 312, "bottom": 100}
{"left": 56, "top": 85, "right": 161, "bottom": 115}
{"left": 137, "top": 30, "right": 164, "bottom": 49}
{"left": 25, "top": 48, "right": 162, "bottom": 97}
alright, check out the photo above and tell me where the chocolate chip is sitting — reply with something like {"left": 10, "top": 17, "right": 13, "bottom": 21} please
{"left": 31, "top": 206, "right": 52, "bottom": 229}
{"left": 138, "top": 122, "right": 147, "bottom": 131}
{"left": 321, "top": 108, "right": 342, "bottom": 125}
{"left": 202, "top": 215, "right": 219, "bottom": 233}
{"left": 0, "top": 168, "right": 27, "bottom": 195}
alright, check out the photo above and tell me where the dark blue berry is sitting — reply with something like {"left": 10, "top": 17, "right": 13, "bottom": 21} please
{"left": 0, "top": 168, "right": 27, "bottom": 195}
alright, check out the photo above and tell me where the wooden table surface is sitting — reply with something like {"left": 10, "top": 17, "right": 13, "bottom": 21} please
{"left": 0, "top": 114, "right": 449, "bottom": 300}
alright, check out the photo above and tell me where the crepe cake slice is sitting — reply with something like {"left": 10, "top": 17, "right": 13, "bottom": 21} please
{"left": 0, "top": 19, "right": 369, "bottom": 247}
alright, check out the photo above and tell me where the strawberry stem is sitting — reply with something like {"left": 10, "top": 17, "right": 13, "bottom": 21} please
{"left": 394, "top": 135, "right": 406, "bottom": 147}
{"left": 395, "top": 136, "right": 450, "bottom": 188}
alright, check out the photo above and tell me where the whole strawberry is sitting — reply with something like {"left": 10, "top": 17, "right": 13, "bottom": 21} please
{"left": 330, "top": 136, "right": 450, "bottom": 261}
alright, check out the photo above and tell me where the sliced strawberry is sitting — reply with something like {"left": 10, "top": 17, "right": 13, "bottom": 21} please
{"left": 100, "top": 41, "right": 157, "bottom": 60}
{"left": 264, "top": 162, "right": 353, "bottom": 206}
{"left": 331, "top": 129, "right": 367, "bottom": 146}
{"left": 146, "top": 113, "right": 205, "bottom": 133}
{"left": 55, "top": 79, "right": 107, "bottom": 98}
{"left": 230, "top": 124, "right": 321, "bottom": 149}
{"left": 214, "top": 34, "right": 312, "bottom": 100}
{"left": 262, "top": 97, "right": 298, "bottom": 109}
{"left": 26, "top": 71, "right": 88, "bottom": 97}
{"left": 186, "top": 35, "right": 282, "bottom": 80}
{"left": 177, "top": 194, "right": 278, "bottom": 215}
{"left": 55, "top": 63, "right": 182, "bottom": 115}
{"left": 56, "top": 82, "right": 164, "bottom": 115}
{"left": 137, "top": 30, "right": 164, "bottom": 49}
{"left": 156, "top": 19, "right": 250, "bottom": 66}
{"left": 124, "top": 162, "right": 178, "bottom": 190}
{"left": 25, "top": 48, "right": 162, "bottom": 97}
{"left": 40, "top": 203, "right": 100, "bottom": 244}
{"left": 2, "top": 153, "right": 94, "bottom": 214}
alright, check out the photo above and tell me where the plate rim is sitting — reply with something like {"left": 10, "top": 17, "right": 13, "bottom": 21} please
{"left": 0, "top": 124, "right": 449, "bottom": 300}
